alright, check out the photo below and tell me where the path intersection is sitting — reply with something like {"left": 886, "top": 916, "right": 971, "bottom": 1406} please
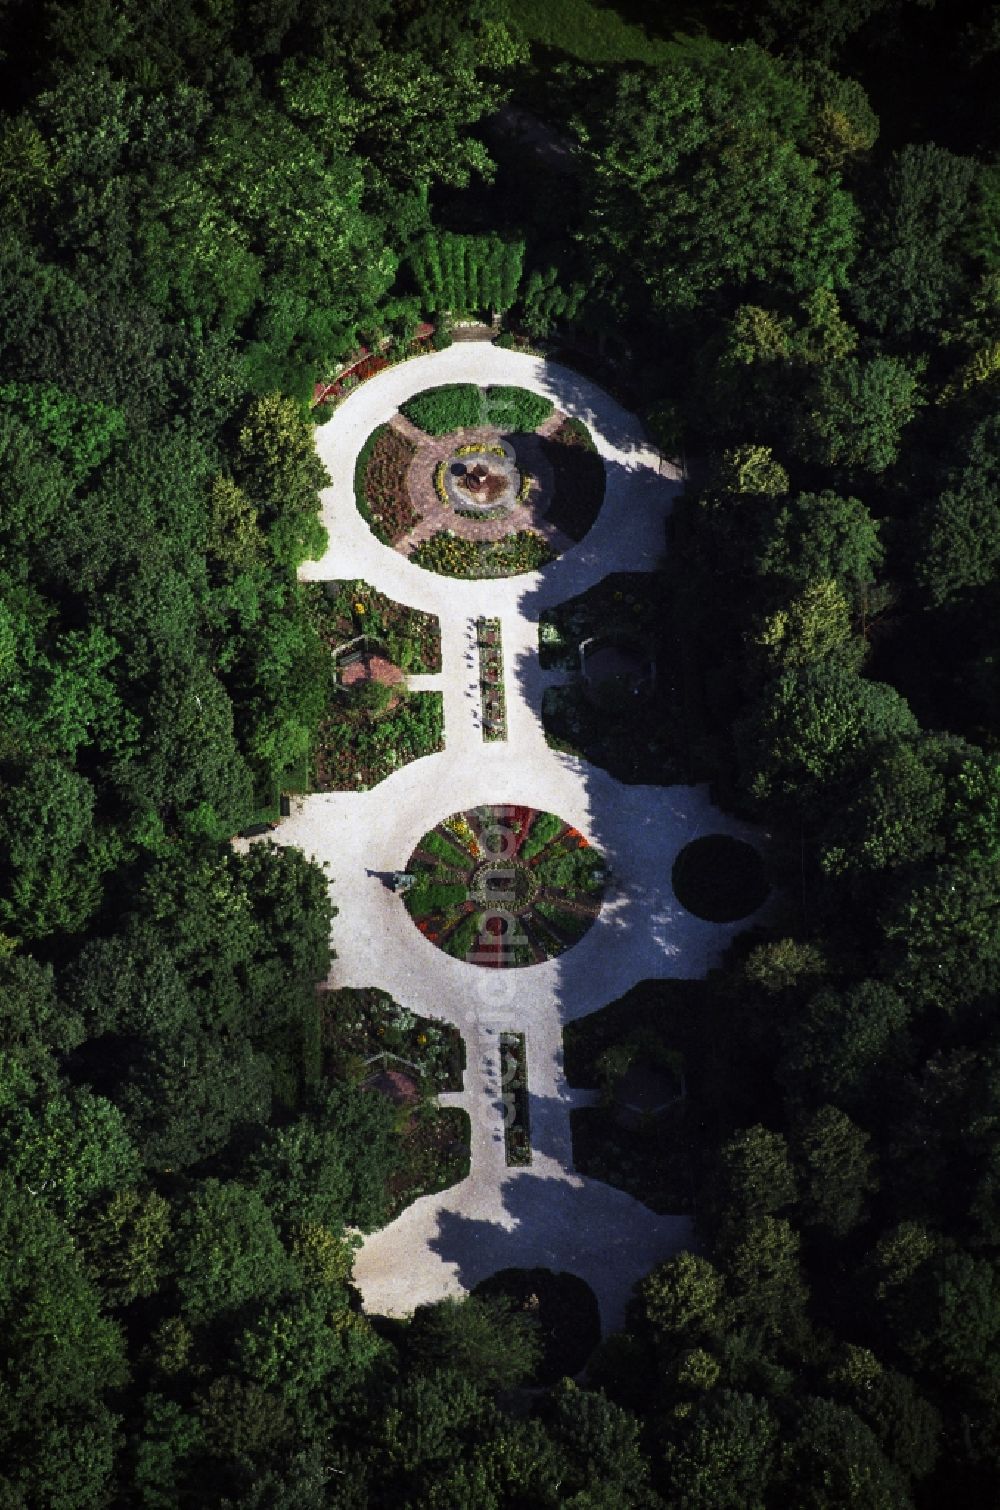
{"left": 266, "top": 345, "right": 766, "bottom": 1333}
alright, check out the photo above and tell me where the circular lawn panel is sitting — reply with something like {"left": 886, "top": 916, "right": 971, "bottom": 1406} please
{"left": 402, "top": 805, "right": 607, "bottom": 968}
{"left": 671, "top": 834, "right": 769, "bottom": 923}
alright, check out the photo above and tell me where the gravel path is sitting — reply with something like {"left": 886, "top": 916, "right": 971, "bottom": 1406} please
{"left": 259, "top": 346, "right": 766, "bottom": 1335}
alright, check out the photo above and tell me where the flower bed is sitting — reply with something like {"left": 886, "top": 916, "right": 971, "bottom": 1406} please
{"left": 563, "top": 979, "right": 711, "bottom": 1213}
{"left": 313, "top": 689, "right": 443, "bottom": 790}
{"left": 388, "top": 1105, "right": 471, "bottom": 1218}
{"left": 304, "top": 580, "right": 441, "bottom": 672}
{"left": 477, "top": 616, "right": 506, "bottom": 741}
{"left": 539, "top": 572, "right": 657, "bottom": 670}
{"left": 500, "top": 1031, "right": 531, "bottom": 1165}
{"left": 354, "top": 424, "right": 420, "bottom": 544}
{"left": 401, "top": 805, "right": 606, "bottom": 968}
{"left": 320, "top": 986, "right": 465, "bottom": 1091}
{"left": 541, "top": 417, "right": 606, "bottom": 542}
{"left": 671, "top": 835, "right": 769, "bottom": 922}
{"left": 411, "top": 529, "right": 554, "bottom": 579}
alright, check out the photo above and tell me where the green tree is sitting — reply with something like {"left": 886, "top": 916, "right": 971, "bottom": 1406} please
{"left": 580, "top": 45, "right": 857, "bottom": 315}
{"left": 702, "top": 1126, "right": 798, "bottom": 1239}
{"left": 718, "top": 1216, "right": 810, "bottom": 1346}
{"left": 0, "top": 757, "right": 109, "bottom": 939}
{"left": 751, "top": 578, "right": 856, "bottom": 673}
{"left": 778, "top": 980, "right": 909, "bottom": 1108}
{"left": 797, "top": 1105, "right": 876, "bottom": 1237}
{"left": 663, "top": 1390, "right": 778, "bottom": 1510}
{"left": 407, "top": 1294, "right": 541, "bottom": 1393}
{"left": 852, "top": 144, "right": 979, "bottom": 341}
{"left": 172, "top": 1180, "right": 292, "bottom": 1323}
{"left": 737, "top": 663, "right": 918, "bottom": 806}
{"left": 639, "top": 1252, "right": 727, "bottom": 1342}
{"left": 0, "top": 1181, "right": 127, "bottom": 1507}
{"left": 825, "top": 1346, "right": 940, "bottom": 1486}
{"left": 237, "top": 1291, "right": 384, "bottom": 1426}
{"left": 233, "top": 394, "right": 329, "bottom": 570}
{"left": 79, "top": 1186, "right": 171, "bottom": 1305}
{"left": 548, "top": 1380, "right": 654, "bottom": 1507}
{"left": 0, "top": 953, "right": 84, "bottom": 1081}
{"left": 914, "top": 414, "right": 1000, "bottom": 607}
{"left": 819, "top": 735, "right": 957, "bottom": 877}
{"left": 798, "top": 354, "right": 923, "bottom": 473}
{"left": 777, "top": 1396, "right": 912, "bottom": 1508}
{"left": 754, "top": 490, "right": 882, "bottom": 594}
{"left": 881, "top": 861, "right": 1000, "bottom": 1012}
{"left": 0, "top": 1082, "right": 140, "bottom": 1223}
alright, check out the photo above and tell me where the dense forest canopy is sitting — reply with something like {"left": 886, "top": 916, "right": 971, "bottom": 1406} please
{"left": 1, "top": 0, "right": 999, "bottom": 1503}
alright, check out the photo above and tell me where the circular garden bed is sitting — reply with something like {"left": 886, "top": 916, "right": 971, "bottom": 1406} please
{"left": 354, "top": 380, "right": 607, "bottom": 578}
{"left": 402, "top": 805, "right": 607, "bottom": 967}
{"left": 671, "top": 834, "right": 769, "bottom": 923}
{"left": 473, "top": 1268, "right": 601, "bottom": 1383}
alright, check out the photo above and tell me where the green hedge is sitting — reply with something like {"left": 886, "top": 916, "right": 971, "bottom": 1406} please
{"left": 671, "top": 835, "right": 769, "bottom": 922}
{"left": 484, "top": 385, "right": 553, "bottom": 433}
{"left": 400, "top": 384, "right": 482, "bottom": 433}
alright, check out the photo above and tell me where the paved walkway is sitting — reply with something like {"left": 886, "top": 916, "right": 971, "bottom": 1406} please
{"left": 257, "top": 346, "right": 767, "bottom": 1335}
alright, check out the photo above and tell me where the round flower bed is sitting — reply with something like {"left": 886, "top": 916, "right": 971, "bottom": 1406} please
{"left": 671, "top": 835, "right": 769, "bottom": 923}
{"left": 403, "top": 805, "right": 607, "bottom": 968}
{"left": 353, "top": 379, "right": 608, "bottom": 578}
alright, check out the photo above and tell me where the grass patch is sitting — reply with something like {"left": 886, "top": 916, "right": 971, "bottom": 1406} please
{"left": 421, "top": 830, "right": 474, "bottom": 869}
{"left": 541, "top": 682, "right": 690, "bottom": 786}
{"left": 520, "top": 810, "right": 565, "bottom": 860}
{"left": 388, "top": 1104, "right": 471, "bottom": 1219}
{"left": 571, "top": 1105, "right": 699, "bottom": 1214}
{"left": 485, "top": 385, "right": 553, "bottom": 432}
{"left": 563, "top": 979, "right": 713, "bottom": 1213}
{"left": 563, "top": 979, "right": 708, "bottom": 1088}
{"left": 671, "top": 835, "right": 769, "bottom": 922}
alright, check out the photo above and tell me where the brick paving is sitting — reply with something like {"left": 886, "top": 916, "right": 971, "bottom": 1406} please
{"left": 390, "top": 412, "right": 573, "bottom": 556}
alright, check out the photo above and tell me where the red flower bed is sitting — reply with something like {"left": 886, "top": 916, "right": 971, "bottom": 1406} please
{"left": 349, "top": 354, "right": 389, "bottom": 385}
{"left": 360, "top": 426, "right": 420, "bottom": 543}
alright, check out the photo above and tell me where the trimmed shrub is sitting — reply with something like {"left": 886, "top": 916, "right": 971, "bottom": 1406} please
{"left": 484, "top": 386, "right": 554, "bottom": 433}
{"left": 671, "top": 835, "right": 769, "bottom": 922}
{"left": 400, "top": 385, "right": 483, "bottom": 434}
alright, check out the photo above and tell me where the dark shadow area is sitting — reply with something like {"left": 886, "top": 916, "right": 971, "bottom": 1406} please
{"left": 425, "top": 1162, "right": 690, "bottom": 1334}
